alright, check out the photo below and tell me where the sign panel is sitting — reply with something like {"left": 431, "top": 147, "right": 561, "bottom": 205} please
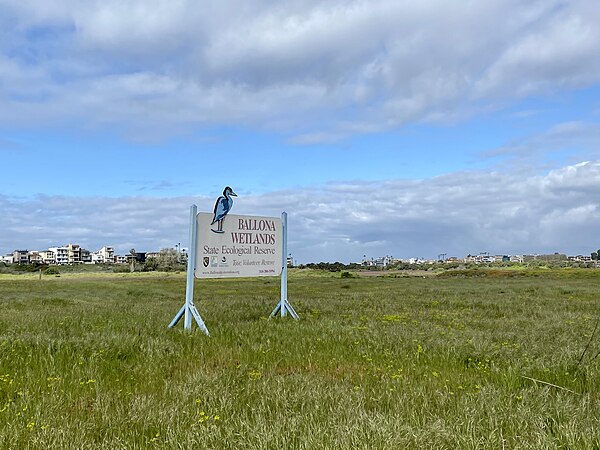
{"left": 195, "top": 213, "right": 282, "bottom": 278}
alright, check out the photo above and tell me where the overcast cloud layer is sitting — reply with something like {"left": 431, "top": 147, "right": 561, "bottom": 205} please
{"left": 2, "top": 161, "right": 599, "bottom": 262}
{"left": 1, "top": 0, "right": 600, "bottom": 140}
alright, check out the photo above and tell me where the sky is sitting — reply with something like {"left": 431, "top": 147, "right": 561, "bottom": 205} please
{"left": 2, "top": 0, "right": 600, "bottom": 263}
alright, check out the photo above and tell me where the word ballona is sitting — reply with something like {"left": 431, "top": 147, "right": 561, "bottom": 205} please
{"left": 231, "top": 218, "right": 277, "bottom": 245}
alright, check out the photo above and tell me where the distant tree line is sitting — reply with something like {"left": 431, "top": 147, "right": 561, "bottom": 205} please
{"left": 296, "top": 262, "right": 363, "bottom": 272}
{"left": 292, "top": 258, "right": 600, "bottom": 273}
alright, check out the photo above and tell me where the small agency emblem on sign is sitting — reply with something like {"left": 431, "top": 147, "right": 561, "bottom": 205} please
{"left": 211, "top": 186, "right": 237, "bottom": 233}
{"left": 203, "top": 257, "right": 209, "bottom": 267}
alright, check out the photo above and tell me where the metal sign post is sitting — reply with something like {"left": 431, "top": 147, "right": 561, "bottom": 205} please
{"left": 270, "top": 212, "right": 299, "bottom": 319}
{"left": 168, "top": 204, "right": 210, "bottom": 334}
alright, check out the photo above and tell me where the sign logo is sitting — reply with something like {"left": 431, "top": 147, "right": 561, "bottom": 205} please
{"left": 211, "top": 186, "right": 237, "bottom": 234}
{"left": 203, "top": 257, "right": 209, "bottom": 267}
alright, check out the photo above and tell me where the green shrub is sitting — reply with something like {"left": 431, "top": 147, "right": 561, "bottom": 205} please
{"left": 112, "top": 264, "right": 130, "bottom": 273}
{"left": 44, "top": 266, "right": 60, "bottom": 275}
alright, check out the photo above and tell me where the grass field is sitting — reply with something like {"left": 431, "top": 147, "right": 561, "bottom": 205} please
{"left": 1, "top": 269, "right": 600, "bottom": 449}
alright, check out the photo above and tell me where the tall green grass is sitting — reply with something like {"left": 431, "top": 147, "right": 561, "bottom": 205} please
{"left": 1, "top": 270, "right": 600, "bottom": 449}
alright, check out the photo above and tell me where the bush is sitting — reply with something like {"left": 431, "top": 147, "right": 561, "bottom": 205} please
{"left": 143, "top": 259, "right": 159, "bottom": 272}
{"left": 44, "top": 266, "right": 60, "bottom": 275}
{"left": 112, "top": 264, "right": 130, "bottom": 273}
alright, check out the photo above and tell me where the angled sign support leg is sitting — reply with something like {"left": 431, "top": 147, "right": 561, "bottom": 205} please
{"left": 169, "top": 204, "right": 210, "bottom": 335}
{"left": 270, "top": 211, "right": 299, "bottom": 320}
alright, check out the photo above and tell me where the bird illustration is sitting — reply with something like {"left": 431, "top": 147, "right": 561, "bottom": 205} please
{"left": 211, "top": 186, "right": 237, "bottom": 233}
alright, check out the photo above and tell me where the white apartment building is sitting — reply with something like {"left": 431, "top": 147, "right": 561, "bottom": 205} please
{"left": 99, "top": 246, "right": 114, "bottom": 263}
{"left": 49, "top": 247, "right": 69, "bottom": 265}
{"left": 39, "top": 250, "right": 56, "bottom": 265}
{"left": 91, "top": 252, "right": 104, "bottom": 264}
{"left": 92, "top": 246, "right": 115, "bottom": 264}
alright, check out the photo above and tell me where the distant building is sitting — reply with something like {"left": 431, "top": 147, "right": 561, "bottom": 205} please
{"left": 28, "top": 251, "right": 43, "bottom": 264}
{"left": 362, "top": 255, "right": 393, "bottom": 267}
{"left": 80, "top": 248, "right": 92, "bottom": 264}
{"left": 39, "top": 250, "right": 56, "bottom": 265}
{"left": 49, "top": 247, "right": 69, "bottom": 265}
{"left": 12, "top": 250, "right": 29, "bottom": 265}
{"left": 2, "top": 254, "right": 14, "bottom": 264}
{"left": 66, "top": 243, "right": 81, "bottom": 264}
{"left": 114, "top": 255, "right": 128, "bottom": 264}
{"left": 376, "top": 256, "right": 392, "bottom": 267}
{"left": 126, "top": 252, "right": 146, "bottom": 263}
{"left": 91, "top": 246, "right": 115, "bottom": 264}
{"left": 465, "top": 253, "right": 494, "bottom": 264}
{"left": 408, "top": 257, "right": 427, "bottom": 264}
{"left": 179, "top": 248, "right": 188, "bottom": 264}
{"left": 569, "top": 255, "right": 592, "bottom": 262}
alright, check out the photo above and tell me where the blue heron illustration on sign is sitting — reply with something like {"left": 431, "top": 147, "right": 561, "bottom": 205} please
{"left": 211, "top": 186, "right": 237, "bottom": 233}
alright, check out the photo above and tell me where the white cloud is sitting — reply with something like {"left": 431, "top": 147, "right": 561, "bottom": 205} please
{"left": 476, "top": 1, "right": 600, "bottom": 97}
{"left": 483, "top": 121, "right": 600, "bottom": 173}
{"left": 1, "top": 0, "right": 599, "bottom": 140}
{"left": 2, "top": 161, "right": 600, "bottom": 262}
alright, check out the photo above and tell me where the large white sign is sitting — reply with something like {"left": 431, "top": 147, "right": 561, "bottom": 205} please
{"left": 195, "top": 213, "right": 283, "bottom": 278}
